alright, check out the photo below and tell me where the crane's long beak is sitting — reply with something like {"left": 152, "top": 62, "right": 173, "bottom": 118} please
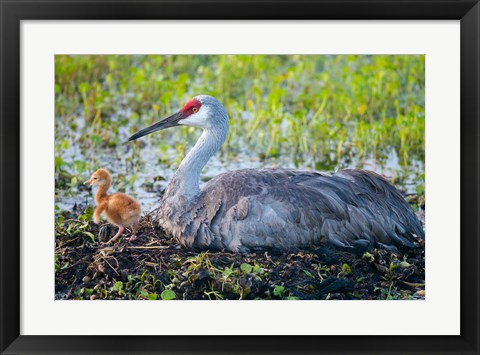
{"left": 128, "top": 111, "right": 184, "bottom": 141}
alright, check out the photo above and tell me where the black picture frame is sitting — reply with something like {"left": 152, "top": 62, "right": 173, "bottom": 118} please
{"left": 1, "top": 1, "right": 479, "bottom": 354}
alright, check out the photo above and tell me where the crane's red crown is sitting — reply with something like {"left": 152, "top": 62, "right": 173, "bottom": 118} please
{"left": 181, "top": 98, "right": 202, "bottom": 116}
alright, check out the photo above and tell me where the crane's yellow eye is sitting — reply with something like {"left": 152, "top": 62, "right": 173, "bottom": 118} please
{"left": 192, "top": 107, "right": 198, "bottom": 113}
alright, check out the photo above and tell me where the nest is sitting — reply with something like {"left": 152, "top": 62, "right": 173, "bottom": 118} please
{"left": 55, "top": 208, "right": 425, "bottom": 300}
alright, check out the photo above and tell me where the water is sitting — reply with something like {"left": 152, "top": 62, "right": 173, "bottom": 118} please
{"left": 55, "top": 108, "right": 424, "bottom": 215}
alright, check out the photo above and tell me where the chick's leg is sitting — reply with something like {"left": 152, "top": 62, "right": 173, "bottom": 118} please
{"left": 93, "top": 209, "right": 102, "bottom": 224}
{"left": 105, "top": 226, "right": 125, "bottom": 245}
{"left": 128, "top": 222, "right": 139, "bottom": 242}
{"left": 93, "top": 202, "right": 107, "bottom": 224}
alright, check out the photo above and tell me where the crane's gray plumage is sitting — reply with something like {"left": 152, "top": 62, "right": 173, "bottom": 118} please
{"left": 129, "top": 95, "right": 424, "bottom": 253}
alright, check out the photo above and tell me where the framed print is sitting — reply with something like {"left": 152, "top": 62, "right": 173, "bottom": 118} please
{"left": 1, "top": 0, "right": 479, "bottom": 354}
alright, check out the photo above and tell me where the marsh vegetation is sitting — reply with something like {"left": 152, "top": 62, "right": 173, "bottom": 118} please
{"left": 55, "top": 55, "right": 425, "bottom": 300}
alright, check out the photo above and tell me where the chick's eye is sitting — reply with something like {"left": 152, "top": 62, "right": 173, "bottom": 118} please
{"left": 192, "top": 107, "right": 198, "bottom": 113}
{"left": 94, "top": 177, "right": 97, "bottom": 180}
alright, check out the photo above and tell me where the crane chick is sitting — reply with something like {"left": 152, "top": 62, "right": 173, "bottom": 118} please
{"left": 85, "top": 168, "right": 141, "bottom": 245}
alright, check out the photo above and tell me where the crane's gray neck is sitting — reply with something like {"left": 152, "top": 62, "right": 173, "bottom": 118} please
{"left": 170, "top": 127, "right": 228, "bottom": 199}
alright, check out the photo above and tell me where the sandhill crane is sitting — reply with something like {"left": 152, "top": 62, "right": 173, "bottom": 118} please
{"left": 129, "top": 95, "right": 424, "bottom": 253}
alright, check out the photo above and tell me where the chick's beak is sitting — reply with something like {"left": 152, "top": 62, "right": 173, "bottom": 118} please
{"left": 128, "top": 111, "right": 184, "bottom": 142}
{"left": 84, "top": 178, "right": 94, "bottom": 186}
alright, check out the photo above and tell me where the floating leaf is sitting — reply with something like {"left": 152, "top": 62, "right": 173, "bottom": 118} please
{"left": 78, "top": 82, "right": 90, "bottom": 94}
{"left": 253, "top": 264, "right": 264, "bottom": 274}
{"left": 82, "top": 231, "right": 95, "bottom": 243}
{"left": 161, "top": 289, "right": 176, "bottom": 300}
{"left": 222, "top": 265, "right": 234, "bottom": 279}
{"left": 342, "top": 263, "right": 352, "bottom": 274}
{"left": 55, "top": 157, "right": 64, "bottom": 170}
{"left": 147, "top": 293, "right": 158, "bottom": 300}
{"left": 362, "top": 251, "right": 375, "bottom": 263}
{"left": 273, "top": 285, "right": 285, "bottom": 297}
{"left": 240, "top": 263, "right": 253, "bottom": 274}
{"left": 79, "top": 206, "right": 94, "bottom": 222}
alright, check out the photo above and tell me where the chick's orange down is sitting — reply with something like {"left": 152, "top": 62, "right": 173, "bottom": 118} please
{"left": 85, "top": 168, "right": 141, "bottom": 245}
